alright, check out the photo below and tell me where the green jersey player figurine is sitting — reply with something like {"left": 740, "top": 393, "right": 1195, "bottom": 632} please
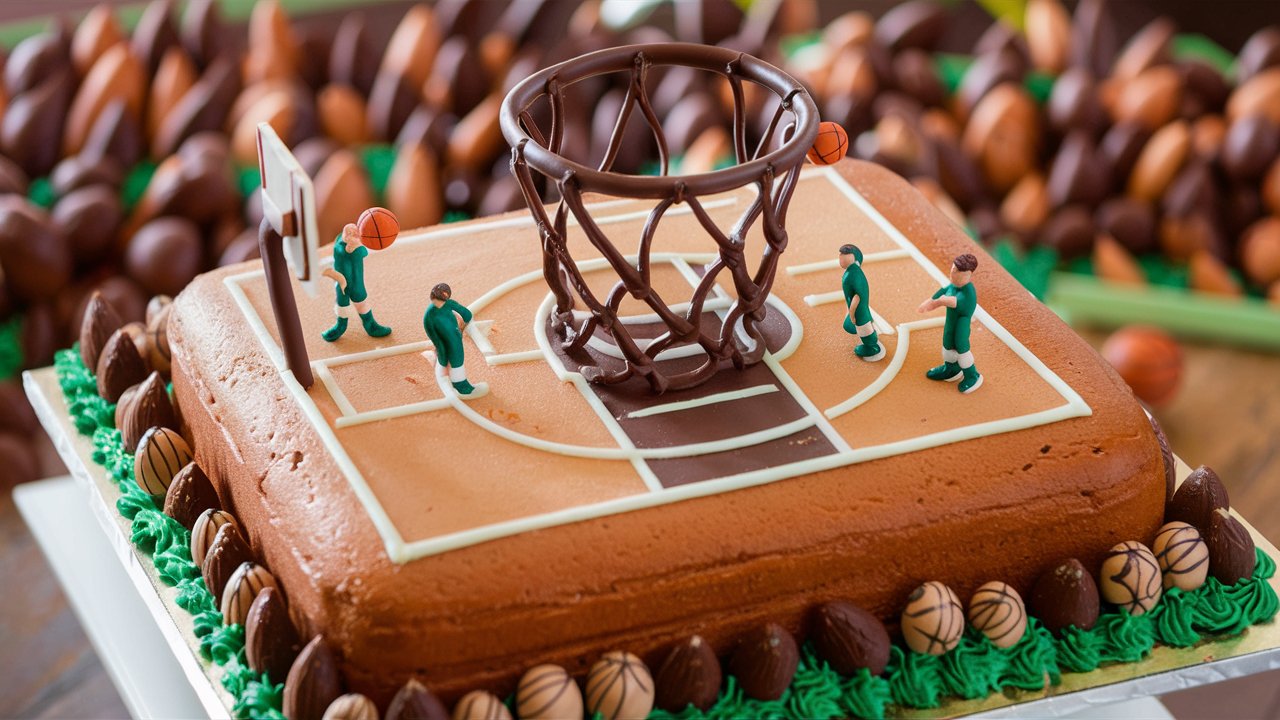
{"left": 839, "top": 244, "right": 884, "bottom": 361}
{"left": 320, "top": 222, "right": 393, "bottom": 342}
{"left": 424, "top": 283, "right": 488, "bottom": 398}
{"left": 918, "top": 253, "right": 982, "bottom": 394}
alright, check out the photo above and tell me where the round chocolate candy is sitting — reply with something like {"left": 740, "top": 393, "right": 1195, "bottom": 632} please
{"left": 1152, "top": 521, "right": 1209, "bottom": 591}
{"left": 901, "top": 581, "right": 965, "bottom": 655}
{"left": 125, "top": 216, "right": 203, "bottom": 297}
{"left": 585, "top": 651, "right": 654, "bottom": 720}
{"left": 52, "top": 184, "right": 122, "bottom": 265}
{"left": 516, "top": 665, "right": 582, "bottom": 720}
{"left": 1099, "top": 541, "right": 1162, "bottom": 615}
{"left": 967, "top": 581, "right": 1028, "bottom": 648}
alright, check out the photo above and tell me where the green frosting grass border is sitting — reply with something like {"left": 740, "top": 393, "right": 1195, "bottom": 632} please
{"left": 55, "top": 346, "right": 1276, "bottom": 719}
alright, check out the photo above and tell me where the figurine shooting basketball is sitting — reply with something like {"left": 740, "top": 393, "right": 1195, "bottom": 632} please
{"left": 424, "top": 283, "right": 488, "bottom": 398}
{"left": 321, "top": 207, "right": 399, "bottom": 342}
{"left": 918, "top": 253, "right": 982, "bottom": 393}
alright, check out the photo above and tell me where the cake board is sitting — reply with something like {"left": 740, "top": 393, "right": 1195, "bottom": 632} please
{"left": 21, "top": 364, "right": 1280, "bottom": 718}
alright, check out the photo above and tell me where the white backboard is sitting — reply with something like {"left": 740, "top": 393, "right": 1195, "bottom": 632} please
{"left": 256, "top": 123, "right": 320, "bottom": 296}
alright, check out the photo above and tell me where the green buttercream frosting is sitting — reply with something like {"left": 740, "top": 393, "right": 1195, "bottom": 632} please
{"left": 1052, "top": 624, "right": 1104, "bottom": 673}
{"left": 1150, "top": 587, "right": 1203, "bottom": 647}
{"left": 1096, "top": 612, "right": 1155, "bottom": 664}
{"left": 998, "top": 619, "right": 1060, "bottom": 691}
{"left": 886, "top": 645, "right": 943, "bottom": 709}
{"left": 938, "top": 629, "right": 1006, "bottom": 699}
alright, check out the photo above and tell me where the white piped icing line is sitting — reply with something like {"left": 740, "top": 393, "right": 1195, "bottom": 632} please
{"left": 222, "top": 169, "right": 1091, "bottom": 562}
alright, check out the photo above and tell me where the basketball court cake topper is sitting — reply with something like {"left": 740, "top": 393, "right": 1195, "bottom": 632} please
{"left": 500, "top": 43, "right": 820, "bottom": 393}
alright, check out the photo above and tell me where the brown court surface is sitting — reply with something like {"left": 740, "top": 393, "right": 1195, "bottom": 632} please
{"left": 232, "top": 168, "right": 1077, "bottom": 551}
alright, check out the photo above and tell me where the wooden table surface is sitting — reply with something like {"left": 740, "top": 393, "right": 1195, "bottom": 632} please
{"left": 4, "top": 331, "right": 1279, "bottom": 718}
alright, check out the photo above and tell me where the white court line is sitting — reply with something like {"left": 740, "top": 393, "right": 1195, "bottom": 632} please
{"left": 800, "top": 291, "right": 896, "bottom": 337}
{"left": 467, "top": 319, "right": 496, "bottom": 355}
{"left": 335, "top": 398, "right": 451, "bottom": 428}
{"left": 312, "top": 363, "right": 358, "bottom": 418}
{"left": 784, "top": 249, "right": 912, "bottom": 276}
{"left": 626, "top": 384, "right": 779, "bottom": 419}
{"left": 824, "top": 317, "right": 945, "bottom": 419}
{"left": 485, "top": 350, "right": 544, "bottom": 366}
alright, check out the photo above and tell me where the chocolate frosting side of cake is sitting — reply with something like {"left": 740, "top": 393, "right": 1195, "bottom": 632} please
{"left": 168, "top": 159, "right": 1165, "bottom": 705}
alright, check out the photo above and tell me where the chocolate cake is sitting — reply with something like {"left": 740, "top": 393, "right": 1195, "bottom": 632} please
{"left": 168, "top": 157, "right": 1168, "bottom": 704}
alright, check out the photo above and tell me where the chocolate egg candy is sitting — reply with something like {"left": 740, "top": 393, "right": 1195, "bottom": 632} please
{"left": 452, "top": 690, "right": 511, "bottom": 720}
{"left": 323, "top": 693, "right": 377, "bottom": 720}
{"left": 1179, "top": 60, "right": 1229, "bottom": 116}
{"left": 1099, "top": 541, "right": 1162, "bottom": 615}
{"left": 1112, "top": 66, "right": 1182, "bottom": 131}
{"left": 1206, "top": 508, "right": 1257, "bottom": 585}
{"left": 811, "top": 600, "right": 890, "bottom": 675}
{"left": 727, "top": 623, "right": 799, "bottom": 701}
{"left": 221, "top": 561, "right": 277, "bottom": 626}
{"left": 79, "top": 290, "right": 123, "bottom": 372}
{"left": 1221, "top": 116, "right": 1280, "bottom": 181}
{"left": 585, "top": 651, "right": 654, "bottom": 720}
{"left": 131, "top": 0, "right": 181, "bottom": 75}
{"left": 122, "top": 321, "right": 149, "bottom": 361}
{"left": 71, "top": 6, "right": 124, "bottom": 77}
{"left": 967, "top": 581, "right": 1028, "bottom": 648}
{"left": 191, "top": 508, "right": 236, "bottom": 569}
{"left": 1111, "top": 17, "right": 1175, "bottom": 81}
{"left": 893, "top": 48, "right": 944, "bottom": 107}
{"left": 381, "top": 4, "right": 440, "bottom": 90}
{"left": 125, "top": 217, "right": 203, "bottom": 297}
{"left": 0, "top": 199, "right": 73, "bottom": 304}
{"left": 1161, "top": 213, "right": 1228, "bottom": 264}
{"left": 1167, "top": 465, "right": 1230, "bottom": 532}
{"left": 329, "top": 14, "right": 377, "bottom": 97}
{"left": 1046, "top": 131, "right": 1109, "bottom": 208}
{"left": 387, "top": 143, "right": 442, "bottom": 231}
{"left": 1228, "top": 68, "right": 1280, "bottom": 125}
{"left": 1093, "top": 234, "right": 1144, "bottom": 286}
{"left": 1148, "top": 414, "right": 1176, "bottom": 507}
{"left": 1024, "top": 0, "right": 1070, "bottom": 74}
{"left": 1153, "top": 521, "right": 1209, "bottom": 591}
{"left": 313, "top": 150, "right": 375, "bottom": 244}
{"left": 53, "top": 185, "right": 123, "bottom": 264}
{"left": 1047, "top": 67, "right": 1107, "bottom": 135}
{"left": 0, "top": 156, "right": 30, "bottom": 196}
{"left": 5, "top": 32, "right": 70, "bottom": 97}
{"left": 203, "top": 521, "right": 252, "bottom": 599}
{"left": 516, "top": 665, "right": 582, "bottom": 720}
{"left": 654, "top": 635, "right": 721, "bottom": 712}
{"left": 901, "top": 581, "right": 965, "bottom": 655}
{"left": 961, "top": 83, "right": 1039, "bottom": 194}
{"left": 82, "top": 99, "right": 144, "bottom": 170}
{"left": 64, "top": 43, "right": 146, "bottom": 157}
{"left": 1029, "top": 558, "right": 1100, "bottom": 635}
{"left": 153, "top": 56, "right": 240, "bottom": 157}
{"left": 1127, "top": 120, "right": 1190, "bottom": 201}
{"left": 445, "top": 93, "right": 505, "bottom": 174}
{"left": 1039, "top": 205, "right": 1096, "bottom": 261}
{"left": 146, "top": 303, "right": 172, "bottom": 376}
{"left": 317, "top": 84, "right": 369, "bottom": 147}
{"left": 1096, "top": 197, "right": 1157, "bottom": 255}
{"left": 98, "top": 329, "right": 149, "bottom": 402}
{"left": 874, "top": 0, "right": 945, "bottom": 52}
{"left": 21, "top": 303, "right": 59, "bottom": 368}
{"left": 954, "top": 48, "right": 1023, "bottom": 123}
{"left": 122, "top": 372, "right": 176, "bottom": 451}
{"left": 1070, "top": 0, "right": 1115, "bottom": 78}
{"left": 243, "top": 1, "right": 298, "bottom": 84}
{"left": 134, "top": 426, "right": 192, "bottom": 495}
{"left": 367, "top": 67, "right": 418, "bottom": 143}
{"left": 2, "top": 64, "right": 73, "bottom": 177}
{"left": 386, "top": 679, "right": 448, "bottom": 720}
{"left": 164, "top": 462, "right": 219, "bottom": 529}
{"left": 1162, "top": 161, "right": 1217, "bottom": 220}
{"left": 1099, "top": 121, "right": 1151, "bottom": 186}
{"left": 285, "top": 636, "right": 345, "bottom": 720}
{"left": 1237, "top": 27, "right": 1280, "bottom": 84}
{"left": 397, "top": 105, "right": 455, "bottom": 160}
{"left": 1242, "top": 217, "right": 1280, "bottom": 287}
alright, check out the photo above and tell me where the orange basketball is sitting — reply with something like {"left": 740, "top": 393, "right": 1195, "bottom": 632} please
{"left": 357, "top": 207, "right": 400, "bottom": 250}
{"left": 1101, "top": 325, "right": 1183, "bottom": 406}
{"left": 807, "top": 121, "right": 849, "bottom": 165}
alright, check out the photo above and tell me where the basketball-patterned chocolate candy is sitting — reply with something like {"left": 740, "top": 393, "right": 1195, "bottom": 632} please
{"left": 516, "top": 664, "right": 582, "bottom": 720}
{"left": 967, "top": 581, "right": 1028, "bottom": 648}
{"left": 134, "top": 426, "right": 193, "bottom": 495}
{"left": 191, "top": 509, "right": 237, "bottom": 567}
{"left": 356, "top": 206, "right": 399, "bottom": 250}
{"left": 452, "top": 690, "right": 512, "bottom": 720}
{"left": 221, "top": 562, "right": 278, "bottom": 626}
{"left": 585, "top": 650, "right": 655, "bottom": 720}
{"left": 1153, "top": 521, "right": 1210, "bottom": 591}
{"left": 1099, "top": 541, "right": 1163, "bottom": 615}
{"left": 322, "top": 693, "right": 377, "bottom": 720}
{"left": 807, "top": 120, "right": 849, "bottom": 165}
{"left": 901, "top": 581, "right": 965, "bottom": 655}
{"left": 146, "top": 303, "right": 172, "bottom": 376}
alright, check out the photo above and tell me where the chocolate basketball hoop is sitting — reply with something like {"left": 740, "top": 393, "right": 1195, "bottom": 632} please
{"left": 500, "top": 43, "right": 820, "bottom": 394}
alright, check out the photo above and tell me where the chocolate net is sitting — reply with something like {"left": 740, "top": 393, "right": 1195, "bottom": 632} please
{"left": 500, "top": 43, "right": 819, "bottom": 393}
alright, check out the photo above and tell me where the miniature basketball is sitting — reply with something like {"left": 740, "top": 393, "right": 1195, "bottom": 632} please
{"left": 1099, "top": 540, "right": 1163, "bottom": 616}
{"left": 453, "top": 690, "right": 512, "bottom": 720}
{"left": 901, "top": 581, "right": 965, "bottom": 655}
{"left": 585, "top": 651, "right": 654, "bottom": 720}
{"left": 134, "top": 426, "right": 193, "bottom": 496}
{"left": 516, "top": 664, "right": 582, "bottom": 720}
{"left": 356, "top": 207, "right": 400, "bottom": 250}
{"left": 191, "top": 509, "right": 237, "bottom": 567}
{"left": 1152, "top": 521, "right": 1210, "bottom": 591}
{"left": 967, "top": 581, "right": 1028, "bottom": 649}
{"left": 221, "top": 562, "right": 278, "bottom": 626}
{"left": 1100, "top": 325, "right": 1182, "bottom": 407}
{"left": 807, "top": 121, "right": 849, "bottom": 165}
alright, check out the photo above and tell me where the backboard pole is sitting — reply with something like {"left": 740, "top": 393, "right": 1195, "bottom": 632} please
{"left": 258, "top": 218, "right": 314, "bottom": 388}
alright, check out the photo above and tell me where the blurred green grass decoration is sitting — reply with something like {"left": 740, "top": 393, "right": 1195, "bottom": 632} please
{"left": 0, "top": 315, "right": 23, "bottom": 380}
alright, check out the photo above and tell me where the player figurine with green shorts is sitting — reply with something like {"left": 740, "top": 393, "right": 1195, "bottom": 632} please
{"left": 839, "top": 244, "right": 884, "bottom": 362}
{"left": 424, "top": 283, "right": 488, "bottom": 399}
{"left": 918, "top": 253, "right": 982, "bottom": 394}
{"left": 321, "top": 222, "right": 393, "bottom": 342}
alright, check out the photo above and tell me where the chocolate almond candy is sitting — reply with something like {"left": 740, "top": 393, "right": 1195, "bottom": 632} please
{"left": 1221, "top": 116, "right": 1280, "bottom": 182}
{"left": 1096, "top": 197, "right": 1157, "bottom": 255}
{"left": 1148, "top": 414, "right": 1176, "bottom": 508}
{"left": 180, "top": 0, "right": 224, "bottom": 69}
{"left": 445, "top": 93, "right": 505, "bottom": 174}
{"left": 386, "top": 679, "right": 448, "bottom": 720}
{"left": 1110, "top": 17, "right": 1175, "bottom": 81}
{"left": 1227, "top": 69, "right": 1280, "bottom": 125}
{"left": 1047, "top": 68, "right": 1107, "bottom": 136}
{"left": 5, "top": 32, "right": 70, "bottom": 96}
{"left": 387, "top": 143, "right": 443, "bottom": 231}
{"left": 726, "top": 623, "right": 799, "bottom": 701}
{"left": 874, "top": 0, "right": 945, "bottom": 52}
{"left": 1112, "top": 66, "right": 1182, "bottom": 132}
{"left": 81, "top": 99, "right": 145, "bottom": 169}
{"left": 367, "top": 67, "right": 418, "bottom": 143}
{"left": 1029, "top": 558, "right": 1100, "bottom": 635}
{"left": 1241, "top": 217, "right": 1280, "bottom": 287}
{"left": 64, "top": 43, "right": 147, "bottom": 157}
{"left": 1038, "top": 205, "right": 1095, "bottom": 261}
{"left": 1070, "top": 0, "right": 1116, "bottom": 78}
{"left": 1166, "top": 465, "right": 1230, "bottom": 534}
{"left": 153, "top": 56, "right": 240, "bottom": 157}
{"left": 54, "top": 185, "right": 123, "bottom": 265}
{"left": 892, "top": 49, "right": 944, "bottom": 107}
{"left": 71, "top": 6, "right": 125, "bottom": 77}
{"left": 382, "top": 4, "right": 441, "bottom": 91}
{"left": 1238, "top": 27, "right": 1280, "bottom": 85}
{"left": 425, "top": 37, "right": 488, "bottom": 117}
{"left": 811, "top": 601, "right": 890, "bottom": 676}
{"left": 313, "top": 150, "right": 375, "bottom": 244}
{"left": 0, "top": 156, "right": 29, "bottom": 197}
{"left": 1179, "top": 60, "right": 1229, "bottom": 117}
{"left": 51, "top": 154, "right": 123, "bottom": 195}
{"left": 1092, "top": 234, "right": 1145, "bottom": 286}
{"left": 1099, "top": 122, "right": 1151, "bottom": 187}
{"left": 147, "top": 47, "right": 197, "bottom": 144}
{"left": 285, "top": 636, "right": 345, "bottom": 720}
{"left": 79, "top": 291, "right": 123, "bottom": 372}
{"left": 222, "top": 562, "right": 278, "bottom": 627}
{"left": 1206, "top": 508, "right": 1257, "bottom": 585}
{"left": 2, "top": 71, "right": 73, "bottom": 177}
{"left": 164, "top": 462, "right": 220, "bottom": 529}
{"left": 954, "top": 49, "right": 1023, "bottom": 123}
{"left": 329, "top": 14, "right": 378, "bottom": 97}
{"left": 1047, "top": 132, "right": 1109, "bottom": 208}
{"left": 1127, "top": 120, "right": 1190, "bottom": 202}
{"left": 123, "top": 372, "right": 176, "bottom": 451}
{"left": 145, "top": 295, "right": 172, "bottom": 325}
{"left": 1189, "top": 251, "right": 1243, "bottom": 297}
{"left": 125, "top": 217, "right": 203, "bottom": 298}
{"left": 246, "top": 586, "right": 301, "bottom": 683}
{"left": 1162, "top": 161, "right": 1218, "bottom": 220}
{"left": 96, "top": 329, "right": 148, "bottom": 403}
{"left": 202, "top": 522, "right": 254, "bottom": 599}
{"left": 132, "top": 0, "right": 181, "bottom": 74}
{"left": 654, "top": 635, "right": 722, "bottom": 712}
{"left": 1024, "top": 0, "right": 1070, "bottom": 74}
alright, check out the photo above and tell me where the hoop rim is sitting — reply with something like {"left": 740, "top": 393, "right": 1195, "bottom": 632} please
{"left": 499, "top": 42, "right": 820, "bottom": 199}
